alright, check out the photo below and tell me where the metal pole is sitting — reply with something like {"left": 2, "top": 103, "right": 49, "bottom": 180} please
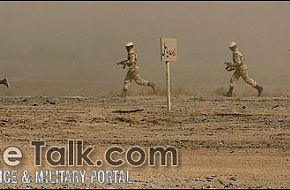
{"left": 166, "top": 61, "right": 171, "bottom": 112}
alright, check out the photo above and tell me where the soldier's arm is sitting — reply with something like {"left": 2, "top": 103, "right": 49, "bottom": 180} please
{"left": 135, "top": 52, "right": 138, "bottom": 62}
{"left": 117, "top": 60, "right": 129, "bottom": 65}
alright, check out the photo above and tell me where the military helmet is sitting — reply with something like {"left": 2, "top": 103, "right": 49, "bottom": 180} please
{"left": 229, "top": 41, "right": 237, "bottom": 48}
{"left": 125, "top": 42, "right": 134, "bottom": 47}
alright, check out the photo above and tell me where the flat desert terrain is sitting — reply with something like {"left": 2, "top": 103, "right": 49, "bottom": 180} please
{"left": 0, "top": 95, "right": 289, "bottom": 189}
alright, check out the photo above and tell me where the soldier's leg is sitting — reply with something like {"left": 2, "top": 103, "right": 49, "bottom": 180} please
{"left": 134, "top": 73, "right": 157, "bottom": 93}
{"left": 240, "top": 68, "right": 263, "bottom": 96}
{"left": 131, "top": 71, "right": 148, "bottom": 86}
{"left": 240, "top": 68, "right": 257, "bottom": 88}
{"left": 225, "top": 70, "right": 240, "bottom": 97}
{"left": 122, "top": 72, "right": 133, "bottom": 98}
{"left": 0, "top": 78, "right": 9, "bottom": 88}
{"left": 229, "top": 70, "right": 241, "bottom": 88}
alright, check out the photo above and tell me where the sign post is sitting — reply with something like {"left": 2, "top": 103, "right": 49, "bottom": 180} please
{"left": 160, "top": 38, "right": 177, "bottom": 112}
{"left": 166, "top": 61, "right": 171, "bottom": 111}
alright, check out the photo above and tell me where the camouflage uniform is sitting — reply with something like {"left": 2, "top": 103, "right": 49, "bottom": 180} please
{"left": 225, "top": 42, "right": 263, "bottom": 97}
{"left": 229, "top": 49, "right": 257, "bottom": 88}
{"left": 123, "top": 49, "right": 150, "bottom": 90}
{"left": 117, "top": 42, "right": 156, "bottom": 97}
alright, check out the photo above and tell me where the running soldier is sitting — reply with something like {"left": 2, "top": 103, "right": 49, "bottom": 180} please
{"left": 224, "top": 42, "right": 263, "bottom": 97}
{"left": 117, "top": 42, "right": 157, "bottom": 98}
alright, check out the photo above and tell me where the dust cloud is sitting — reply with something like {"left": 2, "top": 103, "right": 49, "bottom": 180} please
{"left": 0, "top": 2, "right": 289, "bottom": 96}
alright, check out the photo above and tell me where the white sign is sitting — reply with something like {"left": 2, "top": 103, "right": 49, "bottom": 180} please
{"left": 160, "top": 38, "right": 177, "bottom": 62}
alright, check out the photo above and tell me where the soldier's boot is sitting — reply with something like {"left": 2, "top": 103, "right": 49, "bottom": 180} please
{"left": 0, "top": 78, "right": 9, "bottom": 88}
{"left": 149, "top": 82, "right": 157, "bottom": 94}
{"left": 121, "top": 89, "right": 127, "bottom": 98}
{"left": 224, "top": 87, "right": 234, "bottom": 97}
{"left": 255, "top": 85, "right": 263, "bottom": 97}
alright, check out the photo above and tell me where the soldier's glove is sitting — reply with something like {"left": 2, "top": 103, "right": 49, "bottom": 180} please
{"left": 224, "top": 61, "right": 235, "bottom": 71}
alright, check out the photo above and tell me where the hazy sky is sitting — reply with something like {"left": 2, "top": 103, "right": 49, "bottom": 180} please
{"left": 0, "top": 2, "right": 289, "bottom": 95}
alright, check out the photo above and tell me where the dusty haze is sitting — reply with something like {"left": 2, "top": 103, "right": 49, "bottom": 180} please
{"left": 0, "top": 2, "right": 289, "bottom": 96}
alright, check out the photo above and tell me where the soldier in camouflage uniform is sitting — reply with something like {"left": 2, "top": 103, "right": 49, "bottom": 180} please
{"left": 0, "top": 78, "right": 9, "bottom": 88}
{"left": 117, "top": 42, "right": 157, "bottom": 98}
{"left": 225, "top": 42, "right": 263, "bottom": 97}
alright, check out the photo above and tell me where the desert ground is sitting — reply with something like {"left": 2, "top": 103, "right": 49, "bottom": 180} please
{"left": 0, "top": 94, "right": 289, "bottom": 189}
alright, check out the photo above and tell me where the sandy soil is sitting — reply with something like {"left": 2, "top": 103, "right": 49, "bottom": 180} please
{"left": 0, "top": 95, "right": 289, "bottom": 189}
